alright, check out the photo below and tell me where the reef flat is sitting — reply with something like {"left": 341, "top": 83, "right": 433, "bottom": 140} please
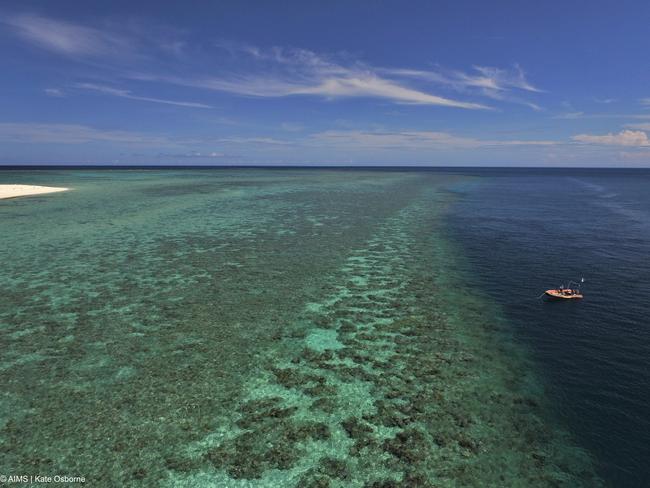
{"left": 0, "top": 170, "right": 601, "bottom": 486}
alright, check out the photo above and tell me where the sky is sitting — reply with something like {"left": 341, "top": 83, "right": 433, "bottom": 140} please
{"left": 1, "top": 0, "right": 650, "bottom": 166}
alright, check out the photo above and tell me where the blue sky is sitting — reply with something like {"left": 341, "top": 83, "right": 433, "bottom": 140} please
{"left": 1, "top": 0, "right": 650, "bottom": 166}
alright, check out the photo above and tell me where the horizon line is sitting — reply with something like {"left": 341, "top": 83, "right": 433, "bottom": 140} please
{"left": 2, "top": 164, "right": 650, "bottom": 170}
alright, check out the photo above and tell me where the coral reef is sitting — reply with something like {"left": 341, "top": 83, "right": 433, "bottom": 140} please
{"left": 0, "top": 170, "right": 603, "bottom": 487}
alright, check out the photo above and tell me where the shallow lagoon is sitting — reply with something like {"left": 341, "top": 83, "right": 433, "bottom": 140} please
{"left": 0, "top": 170, "right": 600, "bottom": 486}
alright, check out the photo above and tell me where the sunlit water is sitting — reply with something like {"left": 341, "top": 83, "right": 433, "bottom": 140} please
{"left": 2, "top": 168, "right": 638, "bottom": 486}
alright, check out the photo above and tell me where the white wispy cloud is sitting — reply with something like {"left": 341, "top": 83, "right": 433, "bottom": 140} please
{"left": 381, "top": 64, "right": 543, "bottom": 109}
{"left": 3, "top": 14, "right": 130, "bottom": 58}
{"left": 640, "top": 98, "right": 650, "bottom": 107}
{"left": 217, "top": 136, "right": 293, "bottom": 146}
{"left": 307, "top": 130, "right": 556, "bottom": 149}
{"left": 0, "top": 122, "right": 180, "bottom": 145}
{"left": 281, "top": 122, "right": 304, "bottom": 132}
{"left": 44, "top": 88, "right": 64, "bottom": 97}
{"left": 463, "top": 66, "right": 543, "bottom": 111}
{"left": 151, "top": 71, "right": 489, "bottom": 109}
{"left": 158, "top": 151, "right": 228, "bottom": 158}
{"left": 553, "top": 111, "right": 585, "bottom": 119}
{"left": 625, "top": 122, "right": 650, "bottom": 130}
{"left": 294, "top": 76, "right": 489, "bottom": 108}
{"left": 131, "top": 44, "right": 493, "bottom": 109}
{"left": 4, "top": 14, "right": 544, "bottom": 111}
{"left": 379, "top": 65, "right": 541, "bottom": 92}
{"left": 553, "top": 112, "right": 650, "bottom": 120}
{"left": 572, "top": 130, "right": 650, "bottom": 146}
{"left": 618, "top": 151, "right": 650, "bottom": 162}
{"left": 75, "top": 83, "right": 212, "bottom": 108}
{"left": 0, "top": 121, "right": 294, "bottom": 148}
{"left": 466, "top": 65, "right": 542, "bottom": 92}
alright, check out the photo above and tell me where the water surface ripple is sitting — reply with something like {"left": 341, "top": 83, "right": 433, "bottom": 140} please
{"left": 446, "top": 171, "right": 650, "bottom": 487}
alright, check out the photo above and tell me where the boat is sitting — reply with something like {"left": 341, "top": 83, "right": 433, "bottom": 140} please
{"left": 544, "top": 278, "right": 584, "bottom": 300}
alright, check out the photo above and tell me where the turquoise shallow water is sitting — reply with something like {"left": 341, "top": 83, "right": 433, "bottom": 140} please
{"left": 0, "top": 170, "right": 600, "bottom": 486}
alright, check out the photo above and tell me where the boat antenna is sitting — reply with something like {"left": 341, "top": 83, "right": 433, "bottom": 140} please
{"left": 567, "top": 278, "right": 585, "bottom": 290}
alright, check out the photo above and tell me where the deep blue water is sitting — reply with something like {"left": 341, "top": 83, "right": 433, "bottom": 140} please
{"left": 446, "top": 171, "right": 650, "bottom": 487}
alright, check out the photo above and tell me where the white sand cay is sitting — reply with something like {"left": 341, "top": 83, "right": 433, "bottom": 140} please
{"left": 0, "top": 185, "right": 69, "bottom": 200}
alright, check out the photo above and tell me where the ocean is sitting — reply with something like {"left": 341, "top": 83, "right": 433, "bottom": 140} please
{"left": 0, "top": 168, "right": 647, "bottom": 487}
{"left": 446, "top": 169, "right": 650, "bottom": 487}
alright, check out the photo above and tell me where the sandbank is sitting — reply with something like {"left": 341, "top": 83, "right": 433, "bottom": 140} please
{"left": 0, "top": 185, "right": 69, "bottom": 200}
